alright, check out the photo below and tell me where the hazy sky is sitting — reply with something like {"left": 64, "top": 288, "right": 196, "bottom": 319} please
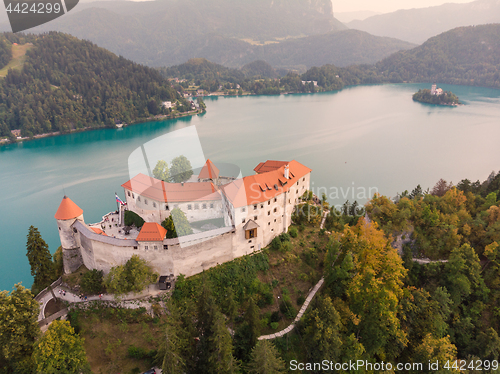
{"left": 332, "top": 0, "right": 474, "bottom": 13}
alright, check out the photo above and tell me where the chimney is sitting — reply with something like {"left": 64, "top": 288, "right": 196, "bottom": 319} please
{"left": 284, "top": 164, "right": 289, "bottom": 179}
{"left": 181, "top": 182, "right": 184, "bottom": 186}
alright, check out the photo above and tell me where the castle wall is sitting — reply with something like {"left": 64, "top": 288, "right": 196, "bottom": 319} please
{"left": 74, "top": 222, "right": 234, "bottom": 277}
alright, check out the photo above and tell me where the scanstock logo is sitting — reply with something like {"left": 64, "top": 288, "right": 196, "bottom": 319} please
{"left": 3, "top": 0, "right": 78, "bottom": 32}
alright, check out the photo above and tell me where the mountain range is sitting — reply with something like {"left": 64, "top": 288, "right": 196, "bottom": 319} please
{"left": 0, "top": 0, "right": 418, "bottom": 69}
{"left": 347, "top": 0, "right": 500, "bottom": 44}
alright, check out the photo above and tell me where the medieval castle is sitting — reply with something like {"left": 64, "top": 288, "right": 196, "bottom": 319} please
{"left": 55, "top": 159, "right": 312, "bottom": 278}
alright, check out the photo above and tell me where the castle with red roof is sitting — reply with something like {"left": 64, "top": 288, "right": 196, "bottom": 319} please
{"left": 55, "top": 159, "right": 311, "bottom": 279}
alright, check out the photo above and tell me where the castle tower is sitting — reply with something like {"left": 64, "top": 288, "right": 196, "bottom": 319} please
{"left": 55, "top": 196, "right": 85, "bottom": 274}
{"left": 431, "top": 84, "right": 437, "bottom": 95}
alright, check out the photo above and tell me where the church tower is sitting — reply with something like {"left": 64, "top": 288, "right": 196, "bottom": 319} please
{"left": 55, "top": 196, "right": 85, "bottom": 274}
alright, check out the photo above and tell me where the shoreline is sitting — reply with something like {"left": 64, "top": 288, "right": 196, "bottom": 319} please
{"left": 0, "top": 108, "right": 206, "bottom": 147}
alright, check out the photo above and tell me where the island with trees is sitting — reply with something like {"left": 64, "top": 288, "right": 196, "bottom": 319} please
{"left": 412, "top": 88, "right": 461, "bottom": 106}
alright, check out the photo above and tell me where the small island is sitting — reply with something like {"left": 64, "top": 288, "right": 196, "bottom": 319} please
{"left": 413, "top": 84, "right": 461, "bottom": 106}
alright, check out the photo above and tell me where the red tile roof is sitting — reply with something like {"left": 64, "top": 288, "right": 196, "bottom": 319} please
{"left": 254, "top": 160, "right": 288, "bottom": 174}
{"left": 122, "top": 174, "right": 220, "bottom": 203}
{"left": 222, "top": 160, "right": 311, "bottom": 207}
{"left": 90, "top": 227, "right": 108, "bottom": 236}
{"left": 136, "top": 222, "right": 168, "bottom": 242}
{"left": 199, "top": 159, "right": 219, "bottom": 179}
{"left": 54, "top": 196, "right": 84, "bottom": 220}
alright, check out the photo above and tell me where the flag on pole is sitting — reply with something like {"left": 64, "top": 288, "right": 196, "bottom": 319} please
{"left": 115, "top": 194, "right": 126, "bottom": 205}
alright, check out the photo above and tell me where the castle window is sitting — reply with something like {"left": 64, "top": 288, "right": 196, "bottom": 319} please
{"left": 202, "top": 203, "right": 207, "bottom": 209}
{"left": 303, "top": 178, "right": 305, "bottom": 181}
{"left": 274, "top": 208, "right": 277, "bottom": 213}
{"left": 245, "top": 228, "right": 257, "bottom": 239}
{"left": 137, "top": 196, "right": 141, "bottom": 202}
{"left": 128, "top": 191, "right": 131, "bottom": 196}
{"left": 268, "top": 211, "right": 270, "bottom": 216}
{"left": 154, "top": 246, "right": 158, "bottom": 250}
{"left": 145, "top": 199, "right": 148, "bottom": 205}
{"left": 145, "top": 246, "right": 149, "bottom": 250}
{"left": 297, "top": 181, "right": 299, "bottom": 186}
{"left": 194, "top": 204, "right": 199, "bottom": 210}
{"left": 153, "top": 202, "right": 157, "bottom": 208}
{"left": 242, "top": 207, "right": 246, "bottom": 212}
{"left": 254, "top": 216, "right": 257, "bottom": 221}
{"left": 165, "top": 205, "right": 169, "bottom": 210}
{"left": 296, "top": 189, "right": 298, "bottom": 194}
{"left": 210, "top": 203, "right": 214, "bottom": 209}
{"left": 274, "top": 198, "right": 277, "bottom": 203}
{"left": 260, "top": 204, "right": 263, "bottom": 209}
{"left": 134, "top": 246, "right": 138, "bottom": 250}
{"left": 163, "top": 245, "right": 168, "bottom": 250}
{"left": 58, "top": 227, "right": 61, "bottom": 231}
{"left": 274, "top": 219, "right": 276, "bottom": 222}
{"left": 268, "top": 201, "right": 270, "bottom": 205}
{"left": 254, "top": 205, "right": 257, "bottom": 210}
{"left": 72, "top": 228, "right": 77, "bottom": 233}
{"left": 268, "top": 222, "right": 270, "bottom": 226}
{"left": 188, "top": 204, "right": 192, "bottom": 210}
{"left": 242, "top": 218, "right": 245, "bottom": 223}
{"left": 251, "top": 246, "right": 255, "bottom": 249}
{"left": 132, "top": 193, "right": 135, "bottom": 198}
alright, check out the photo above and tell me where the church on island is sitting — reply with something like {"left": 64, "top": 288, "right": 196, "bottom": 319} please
{"left": 55, "top": 159, "right": 312, "bottom": 279}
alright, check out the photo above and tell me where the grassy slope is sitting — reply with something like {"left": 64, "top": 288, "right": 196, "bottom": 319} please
{"left": 0, "top": 43, "right": 32, "bottom": 78}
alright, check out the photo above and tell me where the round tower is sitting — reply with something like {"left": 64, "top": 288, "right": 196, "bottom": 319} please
{"left": 55, "top": 196, "right": 85, "bottom": 273}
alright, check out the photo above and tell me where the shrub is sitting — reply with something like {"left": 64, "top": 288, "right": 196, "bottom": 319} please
{"left": 279, "top": 241, "right": 292, "bottom": 253}
{"left": 297, "top": 295, "right": 306, "bottom": 306}
{"left": 270, "top": 322, "right": 279, "bottom": 330}
{"left": 270, "top": 311, "right": 281, "bottom": 323}
{"left": 279, "top": 233, "right": 290, "bottom": 242}
{"left": 299, "top": 224, "right": 305, "bottom": 232}
{"left": 80, "top": 269, "right": 104, "bottom": 294}
{"left": 279, "top": 299, "right": 296, "bottom": 319}
{"left": 289, "top": 227, "right": 298, "bottom": 238}
{"left": 124, "top": 210, "right": 145, "bottom": 228}
{"left": 271, "top": 236, "right": 281, "bottom": 250}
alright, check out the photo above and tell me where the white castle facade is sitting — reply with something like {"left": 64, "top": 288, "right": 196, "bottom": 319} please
{"left": 55, "top": 159, "right": 312, "bottom": 278}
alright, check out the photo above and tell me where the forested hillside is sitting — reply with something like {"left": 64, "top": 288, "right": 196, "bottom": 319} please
{"left": 0, "top": 32, "right": 179, "bottom": 138}
{"left": 376, "top": 24, "right": 500, "bottom": 88}
{"left": 348, "top": 0, "right": 500, "bottom": 44}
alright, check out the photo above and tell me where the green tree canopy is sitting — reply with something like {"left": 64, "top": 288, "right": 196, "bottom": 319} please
{"left": 153, "top": 160, "right": 170, "bottom": 181}
{"left": 26, "top": 225, "right": 55, "bottom": 294}
{"left": 247, "top": 340, "right": 286, "bottom": 374}
{"left": 33, "top": 320, "right": 90, "bottom": 374}
{"left": 170, "top": 155, "right": 193, "bottom": 183}
{"left": 104, "top": 254, "right": 158, "bottom": 295}
{"left": 0, "top": 284, "right": 39, "bottom": 372}
{"left": 162, "top": 208, "right": 193, "bottom": 238}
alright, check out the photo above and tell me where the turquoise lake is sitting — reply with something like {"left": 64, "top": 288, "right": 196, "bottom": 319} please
{"left": 1, "top": 83, "right": 500, "bottom": 292}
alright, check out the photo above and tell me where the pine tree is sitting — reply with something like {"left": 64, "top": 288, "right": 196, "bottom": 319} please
{"left": 247, "top": 341, "right": 286, "bottom": 374}
{"left": 208, "top": 311, "right": 240, "bottom": 374}
{"left": 159, "top": 302, "right": 187, "bottom": 374}
{"left": 26, "top": 226, "right": 54, "bottom": 293}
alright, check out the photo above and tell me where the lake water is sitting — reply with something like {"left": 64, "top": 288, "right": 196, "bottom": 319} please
{"left": 1, "top": 83, "right": 500, "bottom": 292}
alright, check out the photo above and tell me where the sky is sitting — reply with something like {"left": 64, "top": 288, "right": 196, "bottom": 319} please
{"left": 332, "top": 0, "right": 474, "bottom": 13}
